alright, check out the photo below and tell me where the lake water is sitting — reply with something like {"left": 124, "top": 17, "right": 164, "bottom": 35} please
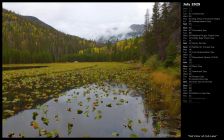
{"left": 3, "top": 83, "right": 171, "bottom": 138}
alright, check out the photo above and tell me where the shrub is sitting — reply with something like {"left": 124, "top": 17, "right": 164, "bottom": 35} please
{"left": 144, "top": 55, "right": 160, "bottom": 70}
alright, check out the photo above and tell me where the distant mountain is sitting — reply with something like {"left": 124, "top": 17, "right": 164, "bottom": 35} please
{"left": 129, "top": 24, "right": 145, "bottom": 36}
{"left": 96, "top": 24, "right": 144, "bottom": 43}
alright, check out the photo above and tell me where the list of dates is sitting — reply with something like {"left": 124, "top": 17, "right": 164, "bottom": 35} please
{"left": 182, "top": 3, "right": 222, "bottom": 104}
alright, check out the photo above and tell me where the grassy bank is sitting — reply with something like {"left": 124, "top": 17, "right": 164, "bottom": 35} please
{"left": 142, "top": 65, "right": 181, "bottom": 137}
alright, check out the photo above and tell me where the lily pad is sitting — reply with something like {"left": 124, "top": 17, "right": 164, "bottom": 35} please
{"left": 39, "top": 128, "right": 47, "bottom": 136}
{"left": 94, "top": 114, "right": 102, "bottom": 120}
{"left": 141, "top": 128, "right": 148, "bottom": 133}
{"left": 32, "top": 112, "right": 38, "bottom": 120}
{"left": 83, "top": 111, "right": 89, "bottom": 117}
{"left": 41, "top": 117, "right": 49, "bottom": 126}
{"left": 46, "top": 130, "right": 59, "bottom": 138}
{"left": 92, "top": 107, "right": 96, "bottom": 112}
{"left": 31, "top": 121, "right": 39, "bottom": 129}
{"left": 77, "top": 109, "right": 83, "bottom": 114}
{"left": 67, "top": 108, "right": 72, "bottom": 112}
{"left": 55, "top": 115, "right": 59, "bottom": 121}
{"left": 120, "top": 99, "right": 125, "bottom": 103}
{"left": 86, "top": 97, "right": 91, "bottom": 102}
{"left": 68, "top": 123, "right": 73, "bottom": 135}
{"left": 112, "top": 132, "right": 119, "bottom": 136}
{"left": 93, "top": 101, "right": 99, "bottom": 107}
{"left": 106, "top": 103, "right": 112, "bottom": 107}
{"left": 19, "top": 133, "right": 25, "bottom": 138}
{"left": 78, "top": 101, "right": 83, "bottom": 106}
{"left": 66, "top": 99, "right": 72, "bottom": 103}
{"left": 8, "top": 132, "right": 15, "bottom": 138}
{"left": 130, "top": 133, "right": 138, "bottom": 138}
{"left": 127, "top": 119, "right": 133, "bottom": 130}
{"left": 138, "top": 119, "right": 142, "bottom": 124}
{"left": 54, "top": 98, "right": 58, "bottom": 102}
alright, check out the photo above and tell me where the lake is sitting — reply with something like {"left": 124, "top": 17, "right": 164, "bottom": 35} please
{"left": 2, "top": 82, "right": 174, "bottom": 138}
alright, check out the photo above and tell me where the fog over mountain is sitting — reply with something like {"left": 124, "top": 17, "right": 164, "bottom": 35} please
{"left": 96, "top": 24, "right": 144, "bottom": 43}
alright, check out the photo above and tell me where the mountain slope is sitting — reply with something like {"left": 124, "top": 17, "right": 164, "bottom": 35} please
{"left": 2, "top": 9, "right": 98, "bottom": 63}
{"left": 22, "top": 16, "right": 55, "bottom": 30}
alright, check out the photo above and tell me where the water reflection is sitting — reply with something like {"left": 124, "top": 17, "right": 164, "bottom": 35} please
{"left": 3, "top": 83, "right": 174, "bottom": 138}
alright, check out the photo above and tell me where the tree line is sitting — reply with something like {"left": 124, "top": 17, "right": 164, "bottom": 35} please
{"left": 3, "top": 2, "right": 180, "bottom": 65}
{"left": 141, "top": 2, "right": 181, "bottom": 67}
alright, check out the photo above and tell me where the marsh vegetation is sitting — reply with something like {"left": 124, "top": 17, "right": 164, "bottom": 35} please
{"left": 3, "top": 62, "right": 180, "bottom": 138}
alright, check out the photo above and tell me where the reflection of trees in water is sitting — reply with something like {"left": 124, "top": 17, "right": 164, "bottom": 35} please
{"left": 142, "top": 87, "right": 181, "bottom": 137}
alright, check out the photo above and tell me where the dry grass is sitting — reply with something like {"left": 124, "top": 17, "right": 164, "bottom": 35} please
{"left": 150, "top": 71, "right": 180, "bottom": 90}
{"left": 150, "top": 70, "right": 181, "bottom": 117}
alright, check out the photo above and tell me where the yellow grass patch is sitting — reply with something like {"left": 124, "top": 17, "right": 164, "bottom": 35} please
{"left": 150, "top": 71, "right": 180, "bottom": 89}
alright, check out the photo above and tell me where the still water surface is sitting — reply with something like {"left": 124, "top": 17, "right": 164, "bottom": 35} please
{"left": 3, "top": 83, "right": 170, "bottom": 137}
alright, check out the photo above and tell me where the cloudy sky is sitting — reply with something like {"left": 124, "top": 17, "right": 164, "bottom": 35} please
{"left": 3, "top": 2, "right": 154, "bottom": 40}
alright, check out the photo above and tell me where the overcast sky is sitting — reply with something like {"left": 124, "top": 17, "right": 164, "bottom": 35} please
{"left": 3, "top": 2, "right": 154, "bottom": 40}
